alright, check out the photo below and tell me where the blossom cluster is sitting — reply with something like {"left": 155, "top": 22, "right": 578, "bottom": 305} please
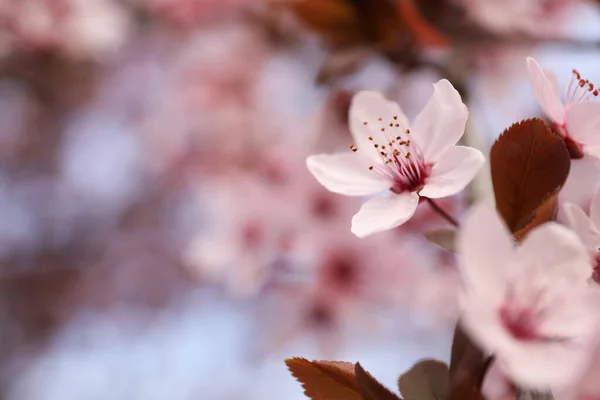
{"left": 302, "top": 56, "right": 600, "bottom": 397}
{"left": 1, "top": 0, "right": 600, "bottom": 399}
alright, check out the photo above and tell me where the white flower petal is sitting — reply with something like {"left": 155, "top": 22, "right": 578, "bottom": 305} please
{"left": 566, "top": 102, "right": 600, "bottom": 147}
{"left": 526, "top": 57, "right": 565, "bottom": 124}
{"left": 590, "top": 188, "right": 600, "bottom": 231}
{"left": 349, "top": 91, "right": 410, "bottom": 161}
{"left": 465, "top": 289, "right": 597, "bottom": 390}
{"left": 460, "top": 295, "right": 514, "bottom": 357}
{"left": 411, "top": 79, "right": 468, "bottom": 162}
{"left": 544, "top": 68, "right": 560, "bottom": 98}
{"left": 419, "top": 146, "right": 485, "bottom": 199}
{"left": 351, "top": 192, "right": 419, "bottom": 237}
{"left": 558, "top": 157, "right": 600, "bottom": 215}
{"left": 541, "top": 288, "right": 600, "bottom": 341}
{"left": 457, "top": 205, "right": 513, "bottom": 301}
{"left": 564, "top": 202, "right": 600, "bottom": 253}
{"left": 527, "top": 57, "right": 565, "bottom": 125}
{"left": 500, "top": 340, "right": 590, "bottom": 390}
{"left": 516, "top": 222, "right": 590, "bottom": 283}
{"left": 306, "top": 153, "right": 390, "bottom": 196}
{"left": 583, "top": 145, "right": 600, "bottom": 165}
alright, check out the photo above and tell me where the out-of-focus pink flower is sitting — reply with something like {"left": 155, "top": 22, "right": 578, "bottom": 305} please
{"left": 0, "top": 0, "right": 131, "bottom": 60}
{"left": 257, "top": 228, "right": 444, "bottom": 356}
{"left": 457, "top": 0, "right": 579, "bottom": 35}
{"left": 554, "top": 338, "right": 600, "bottom": 400}
{"left": 307, "top": 80, "right": 484, "bottom": 238}
{"left": 183, "top": 175, "right": 299, "bottom": 297}
{"left": 182, "top": 144, "right": 363, "bottom": 295}
{"left": 310, "top": 232, "right": 428, "bottom": 306}
{"left": 458, "top": 205, "right": 600, "bottom": 390}
{"left": 565, "top": 188, "right": 600, "bottom": 282}
{"left": 527, "top": 57, "right": 600, "bottom": 161}
{"left": 139, "top": 23, "right": 276, "bottom": 176}
{"left": 558, "top": 156, "right": 600, "bottom": 221}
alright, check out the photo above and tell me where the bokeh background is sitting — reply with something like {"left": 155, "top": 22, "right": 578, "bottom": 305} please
{"left": 1, "top": 1, "right": 600, "bottom": 399}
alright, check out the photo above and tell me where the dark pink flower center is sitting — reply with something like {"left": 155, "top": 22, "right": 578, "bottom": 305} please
{"left": 241, "top": 222, "right": 264, "bottom": 249}
{"left": 307, "top": 303, "right": 334, "bottom": 328}
{"left": 565, "top": 135, "right": 585, "bottom": 159}
{"left": 552, "top": 122, "right": 585, "bottom": 159}
{"left": 592, "top": 252, "right": 600, "bottom": 284}
{"left": 322, "top": 252, "right": 359, "bottom": 293}
{"left": 351, "top": 116, "right": 431, "bottom": 194}
{"left": 499, "top": 305, "right": 539, "bottom": 341}
{"left": 311, "top": 193, "right": 338, "bottom": 219}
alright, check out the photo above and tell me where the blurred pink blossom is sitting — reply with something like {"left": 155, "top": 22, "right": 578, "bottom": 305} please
{"left": 135, "top": 23, "right": 278, "bottom": 177}
{"left": 555, "top": 338, "right": 600, "bottom": 400}
{"left": 182, "top": 146, "right": 361, "bottom": 296}
{"left": 564, "top": 188, "right": 600, "bottom": 282}
{"left": 183, "top": 175, "right": 297, "bottom": 297}
{"left": 257, "top": 228, "right": 445, "bottom": 356}
{"left": 458, "top": 205, "right": 600, "bottom": 390}
{"left": 0, "top": 0, "right": 131, "bottom": 59}
{"left": 558, "top": 156, "right": 600, "bottom": 222}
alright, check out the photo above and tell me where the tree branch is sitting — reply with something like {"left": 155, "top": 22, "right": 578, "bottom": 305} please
{"left": 516, "top": 388, "right": 555, "bottom": 400}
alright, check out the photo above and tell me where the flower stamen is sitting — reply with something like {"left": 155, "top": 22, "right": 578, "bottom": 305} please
{"left": 352, "top": 116, "right": 429, "bottom": 193}
{"left": 566, "top": 69, "right": 599, "bottom": 106}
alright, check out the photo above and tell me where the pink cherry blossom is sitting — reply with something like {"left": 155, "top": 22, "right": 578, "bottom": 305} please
{"left": 458, "top": 205, "right": 600, "bottom": 390}
{"left": 455, "top": 0, "right": 579, "bottom": 35}
{"left": 527, "top": 57, "right": 600, "bottom": 161}
{"left": 564, "top": 188, "right": 600, "bottom": 283}
{"left": 558, "top": 156, "right": 600, "bottom": 223}
{"left": 554, "top": 337, "right": 600, "bottom": 400}
{"left": 306, "top": 80, "right": 485, "bottom": 238}
{"left": 183, "top": 174, "right": 303, "bottom": 297}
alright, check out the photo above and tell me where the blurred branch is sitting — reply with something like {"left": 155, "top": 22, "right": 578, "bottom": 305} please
{"left": 516, "top": 389, "right": 555, "bottom": 400}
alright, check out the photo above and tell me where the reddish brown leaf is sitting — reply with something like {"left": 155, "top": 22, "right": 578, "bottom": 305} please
{"left": 490, "top": 118, "right": 570, "bottom": 233}
{"left": 286, "top": 357, "right": 363, "bottom": 400}
{"left": 445, "top": 365, "right": 487, "bottom": 400}
{"left": 398, "top": 359, "right": 448, "bottom": 400}
{"left": 445, "top": 325, "right": 490, "bottom": 400}
{"left": 355, "top": 363, "right": 402, "bottom": 400}
{"left": 513, "top": 189, "right": 560, "bottom": 241}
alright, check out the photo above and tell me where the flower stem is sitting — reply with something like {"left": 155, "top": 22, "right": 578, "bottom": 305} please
{"left": 424, "top": 197, "right": 459, "bottom": 228}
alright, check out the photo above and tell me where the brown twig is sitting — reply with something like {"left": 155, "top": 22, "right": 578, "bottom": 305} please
{"left": 425, "top": 197, "right": 459, "bottom": 227}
